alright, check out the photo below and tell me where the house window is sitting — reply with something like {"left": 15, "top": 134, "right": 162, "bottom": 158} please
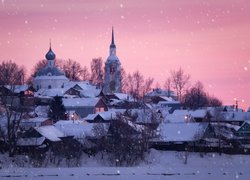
{"left": 95, "top": 107, "right": 105, "bottom": 112}
{"left": 48, "top": 85, "right": 52, "bottom": 89}
{"left": 37, "top": 85, "right": 39, "bottom": 90}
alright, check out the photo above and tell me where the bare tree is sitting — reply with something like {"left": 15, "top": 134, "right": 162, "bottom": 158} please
{"left": 183, "top": 81, "right": 222, "bottom": 109}
{"left": 82, "top": 66, "right": 90, "bottom": 81}
{"left": 27, "top": 59, "right": 53, "bottom": 84}
{"left": 143, "top": 77, "right": 154, "bottom": 97}
{"left": 0, "top": 60, "right": 26, "bottom": 85}
{"left": 129, "top": 71, "right": 144, "bottom": 99}
{"left": 59, "top": 59, "right": 86, "bottom": 81}
{"left": 164, "top": 77, "right": 172, "bottom": 97}
{"left": 120, "top": 67, "right": 128, "bottom": 93}
{"left": 122, "top": 70, "right": 153, "bottom": 100}
{"left": 106, "top": 114, "right": 148, "bottom": 166}
{"left": 183, "top": 81, "right": 208, "bottom": 109}
{"left": 171, "top": 67, "right": 190, "bottom": 102}
{"left": 0, "top": 62, "right": 28, "bottom": 156}
{"left": 90, "top": 58, "right": 104, "bottom": 86}
{"left": 208, "top": 96, "right": 222, "bottom": 107}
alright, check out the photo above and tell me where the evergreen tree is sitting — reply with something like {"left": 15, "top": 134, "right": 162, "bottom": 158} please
{"left": 48, "top": 96, "right": 66, "bottom": 121}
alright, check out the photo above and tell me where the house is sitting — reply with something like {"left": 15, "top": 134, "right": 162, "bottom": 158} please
{"left": 144, "top": 88, "right": 177, "bottom": 103}
{"left": 55, "top": 120, "right": 110, "bottom": 150}
{"left": 0, "top": 85, "right": 36, "bottom": 107}
{"left": 156, "top": 99, "right": 181, "bottom": 113}
{"left": 83, "top": 110, "right": 125, "bottom": 123}
{"left": 125, "top": 109, "right": 162, "bottom": 128}
{"left": 208, "top": 108, "right": 250, "bottom": 126}
{"left": 63, "top": 97, "right": 108, "bottom": 118}
{"left": 20, "top": 117, "right": 54, "bottom": 130}
{"left": 151, "top": 122, "right": 209, "bottom": 150}
{"left": 236, "top": 121, "right": 250, "bottom": 137}
{"left": 66, "top": 111, "right": 80, "bottom": 120}
{"left": 17, "top": 125, "right": 65, "bottom": 151}
{"left": 64, "top": 81, "right": 102, "bottom": 98}
{"left": 166, "top": 109, "right": 212, "bottom": 123}
{"left": 221, "top": 112, "right": 250, "bottom": 126}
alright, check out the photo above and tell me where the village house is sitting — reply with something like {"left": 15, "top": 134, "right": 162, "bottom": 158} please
{"left": 62, "top": 97, "right": 108, "bottom": 118}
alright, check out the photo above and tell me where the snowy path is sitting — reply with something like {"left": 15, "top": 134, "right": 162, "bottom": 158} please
{"left": 0, "top": 166, "right": 249, "bottom": 180}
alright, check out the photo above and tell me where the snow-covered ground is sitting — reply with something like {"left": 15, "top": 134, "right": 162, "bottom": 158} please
{"left": 1, "top": 150, "right": 250, "bottom": 180}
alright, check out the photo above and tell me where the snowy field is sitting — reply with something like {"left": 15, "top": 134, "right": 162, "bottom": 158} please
{"left": 1, "top": 150, "right": 250, "bottom": 180}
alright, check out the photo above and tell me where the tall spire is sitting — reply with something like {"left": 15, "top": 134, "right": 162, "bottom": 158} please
{"left": 49, "top": 38, "right": 52, "bottom": 49}
{"left": 110, "top": 27, "right": 116, "bottom": 48}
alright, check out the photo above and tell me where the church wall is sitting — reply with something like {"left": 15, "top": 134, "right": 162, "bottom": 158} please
{"left": 33, "top": 77, "right": 69, "bottom": 90}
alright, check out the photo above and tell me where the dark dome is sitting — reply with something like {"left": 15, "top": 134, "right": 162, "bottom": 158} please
{"left": 45, "top": 48, "right": 56, "bottom": 60}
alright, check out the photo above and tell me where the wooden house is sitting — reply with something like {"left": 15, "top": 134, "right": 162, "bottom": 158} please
{"left": 63, "top": 97, "right": 108, "bottom": 118}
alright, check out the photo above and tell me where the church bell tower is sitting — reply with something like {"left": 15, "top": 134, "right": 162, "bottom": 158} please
{"left": 103, "top": 27, "right": 121, "bottom": 94}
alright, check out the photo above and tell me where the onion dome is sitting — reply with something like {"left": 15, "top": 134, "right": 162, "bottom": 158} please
{"left": 45, "top": 47, "right": 56, "bottom": 60}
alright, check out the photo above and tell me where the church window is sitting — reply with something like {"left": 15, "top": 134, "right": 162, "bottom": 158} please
{"left": 110, "top": 64, "right": 115, "bottom": 74}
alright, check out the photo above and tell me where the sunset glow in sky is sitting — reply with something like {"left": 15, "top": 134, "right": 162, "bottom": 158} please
{"left": 1, "top": 0, "right": 250, "bottom": 109}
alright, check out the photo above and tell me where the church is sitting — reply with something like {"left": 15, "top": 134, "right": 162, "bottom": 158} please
{"left": 32, "top": 43, "right": 69, "bottom": 90}
{"left": 33, "top": 28, "right": 122, "bottom": 93}
{"left": 103, "top": 28, "right": 122, "bottom": 94}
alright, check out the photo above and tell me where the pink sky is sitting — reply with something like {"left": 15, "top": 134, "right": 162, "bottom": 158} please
{"left": 0, "top": 0, "right": 250, "bottom": 110}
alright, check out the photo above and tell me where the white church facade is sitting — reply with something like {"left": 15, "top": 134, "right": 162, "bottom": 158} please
{"left": 33, "top": 44, "right": 69, "bottom": 90}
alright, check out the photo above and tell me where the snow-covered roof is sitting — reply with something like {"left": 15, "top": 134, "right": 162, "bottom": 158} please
{"left": 35, "top": 88, "right": 69, "bottom": 97}
{"left": 55, "top": 120, "right": 109, "bottom": 139}
{"left": 156, "top": 122, "right": 209, "bottom": 142}
{"left": 5, "top": 85, "right": 31, "bottom": 93}
{"left": 127, "top": 109, "right": 162, "bottom": 124}
{"left": 167, "top": 109, "right": 209, "bottom": 123}
{"left": 35, "top": 125, "right": 64, "bottom": 142}
{"left": 17, "top": 137, "right": 46, "bottom": 146}
{"left": 64, "top": 81, "right": 101, "bottom": 98}
{"left": 36, "top": 65, "right": 66, "bottom": 76}
{"left": 20, "top": 117, "right": 50, "bottom": 128}
{"left": 80, "top": 88, "right": 101, "bottom": 98}
{"left": 126, "top": 120, "right": 145, "bottom": 133}
{"left": 113, "top": 93, "right": 134, "bottom": 101}
{"left": 84, "top": 110, "right": 125, "bottom": 121}
{"left": 34, "top": 106, "right": 49, "bottom": 117}
{"left": 63, "top": 97, "right": 101, "bottom": 107}
{"left": 222, "top": 112, "right": 250, "bottom": 121}
{"left": 145, "top": 88, "right": 176, "bottom": 97}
